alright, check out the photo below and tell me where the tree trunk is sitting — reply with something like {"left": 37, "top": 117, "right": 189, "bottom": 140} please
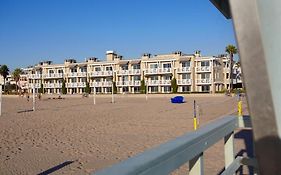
{"left": 3, "top": 79, "right": 5, "bottom": 93}
{"left": 230, "top": 54, "right": 233, "bottom": 92}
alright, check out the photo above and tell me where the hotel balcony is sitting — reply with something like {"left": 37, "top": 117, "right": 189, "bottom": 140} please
{"left": 116, "top": 81, "right": 141, "bottom": 87}
{"left": 43, "top": 73, "right": 63, "bottom": 79}
{"left": 28, "top": 83, "right": 41, "bottom": 88}
{"left": 44, "top": 83, "right": 62, "bottom": 88}
{"left": 177, "top": 67, "right": 191, "bottom": 73}
{"left": 196, "top": 66, "right": 211, "bottom": 72}
{"left": 89, "top": 71, "right": 113, "bottom": 77}
{"left": 27, "top": 74, "right": 41, "bottom": 79}
{"left": 66, "top": 82, "right": 86, "bottom": 88}
{"left": 177, "top": 79, "right": 192, "bottom": 85}
{"left": 67, "top": 72, "right": 87, "bottom": 77}
{"left": 196, "top": 79, "right": 212, "bottom": 84}
{"left": 90, "top": 81, "right": 112, "bottom": 87}
{"left": 147, "top": 80, "right": 171, "bottom": 86}
{"left": 145, "top": 68, "right": 172, "bottom": 75}
{"left": 116, "top": 69, "right": 141, "bottom": 75}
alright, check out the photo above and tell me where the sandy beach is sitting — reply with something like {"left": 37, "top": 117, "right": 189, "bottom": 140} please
{"left": 0, "top": 94, "right": 250, "bottom": 175}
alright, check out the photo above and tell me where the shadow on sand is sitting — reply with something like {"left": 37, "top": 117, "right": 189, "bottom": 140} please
{"left": 37, "top": 160, "right": 74, "bottom": 175}
{"left": 17, "top": 109, "right": 34, "bottom": 113}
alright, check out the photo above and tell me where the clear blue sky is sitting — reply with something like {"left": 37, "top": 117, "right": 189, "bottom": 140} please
{"left": 0, "top": 0, "right": 237, "bottom": 71}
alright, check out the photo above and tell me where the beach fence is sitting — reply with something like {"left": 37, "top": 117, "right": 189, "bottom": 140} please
{"left": 93, "top": 115, "right": 255, "bottom": 175}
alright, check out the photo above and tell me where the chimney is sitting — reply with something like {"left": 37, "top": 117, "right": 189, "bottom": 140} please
{"left": 106, "top": 51, "right": 117, "bottom": 61}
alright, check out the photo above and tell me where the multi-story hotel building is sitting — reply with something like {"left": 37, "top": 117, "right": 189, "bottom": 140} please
{"left": 23, "top": 51, "right": 236, "bottom": 94}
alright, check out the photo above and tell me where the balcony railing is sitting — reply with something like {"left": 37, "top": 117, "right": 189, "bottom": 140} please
{"left": 43, "top": 73, "right": 63, "bottom": 79}
{"left": 159, "top": 80, "right": 171, "bottom": 85}
{"left": 67, "top": 72, "right": 87, "bottom": 77}
{"left": 177, "top": 79, "right": 192, "bottom": 85}
{"left": 196, "top": 66, "right": 211, "bottom": 72}
{"left": 116, "top": 69, "right": 141, "bottom": 75}
{"left": 145, "top": 68, "right": 172, "bottom": 74}
{"left": 27, "top": 74, "right": 41, "bottom": 79}
{"left": 89, "top": 71, "right": 113, "bottom": 77}
{"left": 90, "top": 81, "right": 112, "bottom": 87}
{"left": 44, "top": 83, "right": 62, "bottom": 88}
{"left": 28, "top": 83, "right": 41, "bottom": 88}
{"left": 116, "top": 81, "right": 141, "bottom": 86}
{"left": 93, "top": 116, "right": 253, "bottom": 175}
{"left": 197, "top": 79, "right": 212, "bottom": 84}
{"left": 177, "top": 67, "right": 191, "bottom": 73}
{"left": 66, "top": 82, "right": 86, "bottom": 88}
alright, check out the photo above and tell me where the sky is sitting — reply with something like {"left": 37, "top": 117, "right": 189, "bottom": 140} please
{"left": 0, "top": 0, "right": 237, "bottom": 71}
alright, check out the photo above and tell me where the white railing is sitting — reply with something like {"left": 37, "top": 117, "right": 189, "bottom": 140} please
{"left": 117, "top": 70, "right": 129, "bottom": 75}
{"left": 44, "top": 83, "right": 62, "bottom": 88}
{"left": 67, "top": 72, "right": 87, "bottom": 77}
{"left": 129, "top": 69, "right": 141, "bottom": 75}
{"left": 43, "top": 73, "right": 63, "bottom": 79}
{"left": 27, "top": 74, "right": 41, "bottom": 79}
{"left": 177, "top": 79, "right": 192, "bottom": 85}
{"left": 196, "top": 66, "right": 211, "bottom": 72}
{"left": 66, "top": 82, "right": 78, "bottom": 88}
{"left": 90, "top": 81, "right": 112, "bottom": 87}
{"left": 158, "top": 68, "right": 172, "bottom": 74}
{"left": 116, "top": 81, "right": 141, "bottom": 86}
{"left": 197, "top": 79, "right": 212, "bottom": 84}
{"left": 147, "top": 80, "right": 160, "bottom": 86}
{"left": 177, "top": 67, "right": 191, "bottom": 73}
{"left": 159, "top": 80, "right": 171, "bottom": 85}
{"left": 93, "top": 116, "right": 253, "bottom": 175}
{"left": 28, "top": 83, "right": 41, "bottom": 88}
{"left": 89, "top": 71, "right": 113, "bottom": 77}
{"left": 145, "top": 68, "right": 172, "bottom": 74}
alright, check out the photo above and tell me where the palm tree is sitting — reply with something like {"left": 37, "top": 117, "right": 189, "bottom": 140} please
{"left": 12, "top": 68, "right": 23, "bottom": 94}
{"left": 0, "top": 65, "right": 9, "bottom": 93}
{"left": 225, "top": 45, "right": 238, "bottom": 92}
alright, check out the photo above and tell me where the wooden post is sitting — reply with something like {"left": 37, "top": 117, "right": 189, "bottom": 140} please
{"left": 146, "top": 80, "right": 148, "bottom": 101}
{"left": 189, "top": 153, "right": 204, "bottom": 175}
{"left": 33, "top": 85, "right": 35, "bottom": 111}
{"left": 224, "top": 132, "right": 234, "bottom": 170}
{"left": 93, "top": 85, "right": 96, "bottom": 105}
{"left": 193, "top": 100, "right": 198, "bottom": 130}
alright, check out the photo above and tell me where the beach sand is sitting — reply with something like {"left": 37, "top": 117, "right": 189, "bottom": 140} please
{"left": 0, "top": 94, "right": 250, "bottom": 175}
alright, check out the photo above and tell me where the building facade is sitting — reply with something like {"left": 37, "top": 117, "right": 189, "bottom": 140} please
{"left": 23, "top": 51, "right": 237, "bottom": 94}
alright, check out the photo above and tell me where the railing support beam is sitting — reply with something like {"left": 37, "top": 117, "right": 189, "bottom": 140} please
{"left": 224, "top": 131, "right": 234, "bottom": 171}
{"left": 189, "top": 153, "right": 204, "bottom": 175}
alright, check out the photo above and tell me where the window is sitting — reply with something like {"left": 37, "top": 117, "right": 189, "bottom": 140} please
{"left": 49, "top": 70, "right": 54, "bottom": 74}
{"left": 182, "top": 74, "right": 190, "bottom": 79}
{"left": 151, "top": 86, "right": 158, "bottom": 92}
{"left": 81, "top": 67, "right": 87, "bottom": 72}
{"left": 58, "top": 69, "right": 63, "bottom": 73}
{"left": 163, "top": 63, "right": 171, "bottom": 68}
{"left": 81, "top": 78, "right": 86, "bottom": 82}
{"left": 202, "top": 85, "right": 210, "bottom": 92}
{"left": 106, "top": 67, "right": 112, "bottom": 71}
{"left": 134, "top": 76, "right": 141, "bottom": 81}
{"left": 226, "top": 73, "right": 229, "bottom": 79}
{"left": 71, "top": 78, "right": 76, "bottom": 83}
{"left": 182, "top": 86, "right": 190, "bottom": 92}
{"left": 133, "top": 64, "right": 140, "bottom": 69}
{"left": 150, "top": 64, "right": 158, "bottom": 69}
{"left": 71, "top": 68, "right": 77, "bottom": 73}
{"left": 164, "top": 86, "right": 171, "bottom": 92}
{"left": 121, "top": 65, "right": 128, "bottom": 70}
{"left": 182, "top": 61, "right": 190, "bottom": 67}
{"left": 201, "top": 61, "right": 210, "bottom": 67}
{"left": 201, "top": 73, "right": 210, "bottom": 79}
{"left": 122, "top": 76, "right": 129, "bottom": 81}
{"left": 95, "top": 67, "right": 101, "bottom": 71}
{"left": 151, "top": 76, "right": 158, "bottom": 80}
{"left": 163, "top": 75, "right": 171, "bottom": 80}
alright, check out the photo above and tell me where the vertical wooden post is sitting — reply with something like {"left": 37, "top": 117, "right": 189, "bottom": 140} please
{"left": 146, "top": 80, "right": 148, "bottom": 101}
{"left": 224, "top": 132, "right": 235, "bottom": 170}
{"left": 33, "top": 85, "right": 35, "bottom": 111}
{"left": 93, "top": 85, "right": 96, "bottom": 105}
{"left": 189, "top": 153, "right": 204, "bottom": 175}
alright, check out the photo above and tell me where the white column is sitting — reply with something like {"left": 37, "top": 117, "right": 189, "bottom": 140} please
{"left": 33, "top": 85, "right": 35, "bottom": 111}
{"left": 93, "top": 85, "right": 96, "bottom": 105}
